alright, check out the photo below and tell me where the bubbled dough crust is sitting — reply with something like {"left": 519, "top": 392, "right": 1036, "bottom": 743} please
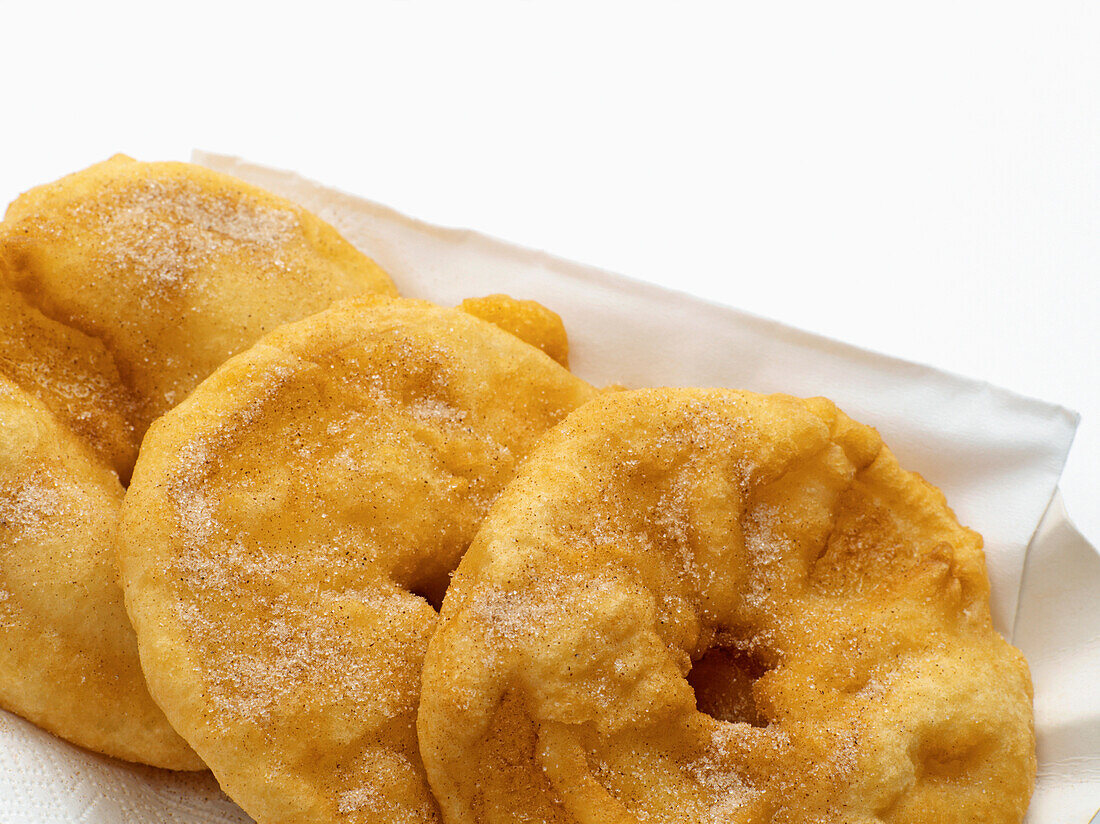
{"left": 117, "top": 296, "right": 597, "bottom": 824}
{"left": 419, "top": 389, "right": 1036, "bottom": 824}
{"left": 460, "top": 294, "right": 570, "bottom": 367}
{"left": 0, "top": 378, "right": 202, "bottom": 769}
{"left": 0, "top": 154, "right": 396, "bottom": 444}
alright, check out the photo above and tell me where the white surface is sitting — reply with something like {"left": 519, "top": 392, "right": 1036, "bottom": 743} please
{"left": 0, "top": 155, "right": 1093, "bottom": 823}
{"left": 1015, "top": 494, "right": 1100, "bottom": 822}
{"left": 0, "top": 1, "right": 1096, "bottom": 545}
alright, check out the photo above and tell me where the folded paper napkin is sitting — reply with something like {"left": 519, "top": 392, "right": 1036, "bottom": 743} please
{"left": 0, "top": 153, "right": 1095, "bottom": 823}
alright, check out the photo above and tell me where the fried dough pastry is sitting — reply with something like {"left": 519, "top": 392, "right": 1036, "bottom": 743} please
{"left": 117, "top": 296, "right": 597, "bottom": 823}
{"left": 0, "top": 279, "right": 136, "bottom": 477}
{"left": 1, "top": 154, "right": 396, "bottom": 442}
{"left": 460, "top": 294, "right": 570, "bottom": 367}
{"left": 0, "top": 157, "right": 395, "bottom": 768}
{"left": 0, "top": 377, "right": 201, "bottom": 768}
{"left": 419, "top": 389, "right": 1036, "bottom": 824}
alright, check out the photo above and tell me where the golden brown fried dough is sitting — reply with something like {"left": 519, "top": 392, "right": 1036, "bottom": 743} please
{"left": 0, "top": 377, "right": 201, "bottom": 769}
{"left": 0, "top": 271, "right": 137, "bottom": 478}
{"left": 0, "top": 156, "right": 396, "bottom": 768}
{"left": 1, "top": 154, "right": 396, "bottom": 437}
{"left": 419, "top": 388, "right": 1036, "bottom": 824}
{"left": 118, "top": 296, "right": 596, "bottom": 823}
{"left": 460, "top": 294, "right": 570, "bottom": 367}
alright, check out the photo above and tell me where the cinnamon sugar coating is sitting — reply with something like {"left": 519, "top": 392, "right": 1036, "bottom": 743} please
{"left": 0, "top": 278, "right": 137, "bottom": 478}
{"left": 0, "top": 377, "right": 202, "bottom": 768}
{"left": 0, "top": 155, "right": 395, "bottom": 769}
{"left": 419, "top": 388, "right": 1036, "bottom": 824}
{"left": 117, "top": 296, "right": 596, "bottom": 823}
{"left": 1, "top": 154, "right": 396, "bottom": 448}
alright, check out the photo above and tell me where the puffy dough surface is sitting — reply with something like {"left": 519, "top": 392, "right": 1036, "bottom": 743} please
{"left": 117, "top": 296, "right": 597, "bottom": 824}
{"left": 459, "top": 295, "right": 570, "bottom": 367}
{"left": 0, "top": 377, "right": 202, "bottom": 768}
{"left": 419, "top": 388, "right": 1036, "bottom": 824}
{"left": 0, "top": 154, "right": 396, "bottom": 445}
{"left": 0, "top": 278, "right": 137, "bottom": 478}
{"left": 0, "top": 155, "right": 395, "bottom": 767}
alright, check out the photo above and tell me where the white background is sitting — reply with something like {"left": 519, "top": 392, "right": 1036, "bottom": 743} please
{"left": 1, "top": 2, "right": 1097, "bottom": 544}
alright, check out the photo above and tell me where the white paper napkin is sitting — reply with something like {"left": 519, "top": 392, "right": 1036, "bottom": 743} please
{"left": 0, "top": 153, "right": 1093, "bottom": 823}
{"left": 1014, "top": 493, "right": 1100, "bottom": 822}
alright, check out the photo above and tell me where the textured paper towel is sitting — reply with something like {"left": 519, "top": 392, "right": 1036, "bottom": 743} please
{"left": 0, "top": 153, "right": 1093, "bottom": 822}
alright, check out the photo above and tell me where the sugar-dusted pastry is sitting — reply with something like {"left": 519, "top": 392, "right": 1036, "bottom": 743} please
{"left": 419, "top": 388, "right": 1036, "bottom": 824}
{"left": 0, "top": 376, "right": 201, "bottom": 768}
{"left": 1, "top": 154, "right": 396, "bottom": 450}
{"left": 0, "top": 156, "right": 396, "bottom": 768}
{"left": 118, "top": 296, "right": 597, "bottom": 821}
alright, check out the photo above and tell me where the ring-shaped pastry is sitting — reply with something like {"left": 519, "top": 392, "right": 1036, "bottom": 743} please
{"left": 419, "top": 388, "right": 1035, "bottom": 824}
{"left": 118, "top": 296, "right": 596, "bottom": 822}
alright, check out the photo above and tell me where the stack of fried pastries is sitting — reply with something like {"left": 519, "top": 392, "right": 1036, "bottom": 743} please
{"left": 0, "top": 158, "right": 1036, "bottom": 824}
{"left": 0, "top": 155, "right": 395, "bottom": 767}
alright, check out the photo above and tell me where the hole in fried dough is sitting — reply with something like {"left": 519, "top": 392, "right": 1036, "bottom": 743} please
{"left": 688, "top": 647, "right": 769, "bottom": 728}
